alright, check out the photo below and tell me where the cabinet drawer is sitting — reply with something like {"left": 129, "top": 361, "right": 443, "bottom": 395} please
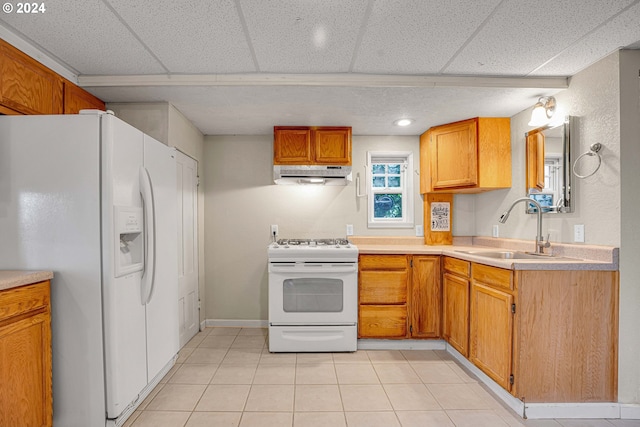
{"left": 359, "top": 271, "right": 407, "bottom": 304}
{"left": 444, "top": 257, "right": 470, "bottom": 277}
{"left": 359, "top": 254, "right": 408, "bottom": 270}
{"left": 472, "top": 264, "right": 513, "bottom": 291}
{"left": 359, "top": 305, "right": 407, "bottom": 338}
{"left": 0, "top": 281, "right": 50, "bottom": 322}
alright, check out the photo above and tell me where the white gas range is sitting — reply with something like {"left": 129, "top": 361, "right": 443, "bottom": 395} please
{"left": 268, "top": 238, "right": 358, "bottom": 352}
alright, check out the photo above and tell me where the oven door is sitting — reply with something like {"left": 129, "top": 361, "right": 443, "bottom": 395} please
{"left": 268, "top": 261, "right": 357, "bottom": 325}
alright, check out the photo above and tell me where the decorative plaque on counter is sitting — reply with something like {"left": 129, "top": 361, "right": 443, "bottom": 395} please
{"left": 430, "top": 202, "right": 450, "bottom": 232}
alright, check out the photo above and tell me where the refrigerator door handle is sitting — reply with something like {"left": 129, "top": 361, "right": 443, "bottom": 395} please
{"left": 139, "top": 166, "right": 156, "bottom": 305}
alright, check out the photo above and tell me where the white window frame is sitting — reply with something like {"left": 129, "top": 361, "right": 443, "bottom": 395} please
{"left": 367, "top": 151, "right": 414, "bottom": 228}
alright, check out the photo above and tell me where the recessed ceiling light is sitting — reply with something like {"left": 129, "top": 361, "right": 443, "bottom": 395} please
{"left": 394, "top": 119, "right": 413, "bottom": 127}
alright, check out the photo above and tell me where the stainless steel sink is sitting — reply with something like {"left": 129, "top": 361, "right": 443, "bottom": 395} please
{"left": 455, "top": 250, "right": 554, "bottom": 260}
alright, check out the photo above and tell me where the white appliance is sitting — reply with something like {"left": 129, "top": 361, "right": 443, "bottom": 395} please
{"left": 273, "top": 165, "right": 352, "bottom": 185}
{"left": 0, "top": 111, "right": 179, "bottom": 427}
{"left": 268, "top": 238, "right": 358, "bottom": 352}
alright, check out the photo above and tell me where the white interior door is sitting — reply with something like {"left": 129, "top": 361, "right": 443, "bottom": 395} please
{"left": 176, "top": 150, "right": 199, "bottom": 347}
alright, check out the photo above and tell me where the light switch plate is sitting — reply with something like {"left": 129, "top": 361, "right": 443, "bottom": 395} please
{"left": 416, "top": 225, "right": 424, "bottom": 237}
{"left": 574, "top": 224, "right": 585, "bottom": 242}
{"left": 492, "top": 225, "right": 499, "bottom": 238}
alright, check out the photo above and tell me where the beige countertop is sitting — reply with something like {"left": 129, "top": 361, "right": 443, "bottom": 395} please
{"left": 351, "top": 236, "right": 619, "bottom": 271}
{"left": 0, "top": 270, "right": 54, "bottom": 292}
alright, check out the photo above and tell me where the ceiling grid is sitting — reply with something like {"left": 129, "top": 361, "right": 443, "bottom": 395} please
{"left": 0, "top": 0, "right": 638, "bottom": 134}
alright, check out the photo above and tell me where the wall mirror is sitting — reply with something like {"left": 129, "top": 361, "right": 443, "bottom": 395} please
{"left": 525, "top": 116, "right": 572, "bottom": 214}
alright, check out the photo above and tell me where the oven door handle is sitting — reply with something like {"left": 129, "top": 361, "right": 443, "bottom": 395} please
{"left": 269, "top": 263, "right": 357, "bottom": 273}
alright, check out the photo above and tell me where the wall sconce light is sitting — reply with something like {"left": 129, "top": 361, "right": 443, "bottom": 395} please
{"left": 528, "top": 96, "right": 556, "bottom": 127}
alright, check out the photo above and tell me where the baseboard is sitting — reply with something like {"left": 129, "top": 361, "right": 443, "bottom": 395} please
{"left": 445, "top": 345, "right": 525, "bottom": 417}
{"left": 205, "top": 319, "right": 269, "bottom": 328}
{"left": 357, "top": 339, "right": 446, "bottom": 351}
{"left": 524, "top": 403, "right": 620, "bottom": 419}
{"left": 445, "top": 344, "right": 640, "bottom": 420}
{"left": 621, "top": 404, "right": 640, "bottom": 419}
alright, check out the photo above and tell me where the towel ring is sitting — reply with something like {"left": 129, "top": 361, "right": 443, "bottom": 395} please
{"left": 572, "top": 143, "right": 603, "bottom": 179}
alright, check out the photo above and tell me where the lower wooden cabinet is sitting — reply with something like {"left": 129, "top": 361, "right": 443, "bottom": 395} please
{"left": 358, "top": 252, "right": 619, "bottom": 403}
{"left": 442, "top": 257, "right": 470, "bottom": 356}
{"left": 358, "top": 254, "right": 441, "bottom": 339}
{"left": 0, "top": 280, "right": 52, "bottom": 427}
{"left": 410, "top": 256, "right": 441, "bottom": 338}
{"left": 469, "top": 280, "right": 514, "bottom": 390}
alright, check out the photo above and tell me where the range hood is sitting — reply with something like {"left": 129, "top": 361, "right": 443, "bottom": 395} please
{"left": 273, "top": 165, "right": 352, "bottom": 185}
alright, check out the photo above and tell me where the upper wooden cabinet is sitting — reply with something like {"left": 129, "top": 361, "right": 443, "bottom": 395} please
{"left": 526, "top": 130, "right": 545, "bottom": 191}
{"left": 63, "top": 80, "right": 106, "bottom": 114}
{"left": 420, "top": 117, "right": 511, "bottom": 193}
{"left": 273, "top": 126, "right": 351, "bottom": 165}
{"left": 0, "top": 39, "right": 62, "bottom": 115}
{"left": 0, "top": 39, "right": 104, "bottom": 116}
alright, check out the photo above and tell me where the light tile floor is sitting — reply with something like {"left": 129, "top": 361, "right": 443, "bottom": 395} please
{"left": 124, "top": 327, "right": 640, "bottom": 427}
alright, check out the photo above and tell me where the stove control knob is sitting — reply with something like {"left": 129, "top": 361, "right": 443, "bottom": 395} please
{"left": 273, "top": 244, "right": 279, "bottom": 248}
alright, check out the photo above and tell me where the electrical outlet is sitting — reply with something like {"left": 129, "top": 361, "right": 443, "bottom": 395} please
{"left": 492, "top": 225, "right": 499, "bottom": 238}
{"left": 270, "top": 224, "right": 278, "bottom": 237}
{"left": 346, "top": 224, "right": 354, "bottom": 236}
{"left": 574, "top": 224, "right": 585, "bottom": 243}
{"left": 415, "top": 225, "right": 424, "bottom": 237}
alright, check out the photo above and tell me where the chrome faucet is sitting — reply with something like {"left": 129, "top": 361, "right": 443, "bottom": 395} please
{"left": 498, "top": 197, "right": 551, "bottom": 254}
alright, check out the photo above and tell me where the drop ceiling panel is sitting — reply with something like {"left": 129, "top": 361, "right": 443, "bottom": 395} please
{"left": 239, "top": 0, "right": 368, "bottom": 72}
{"left": 530, "top": 1, "right": 640, "bottom": 76}
{"left": 0, "top": 0, "right": 165, "bottom": 75}
{"left": 444, "top": 0, "right": 637, "bottom": 76}
{"left": 107, "top": 0, "right": 256, "bottom": 73}
{"left": 352, "top": 0, "right": 502, "bottom": 74}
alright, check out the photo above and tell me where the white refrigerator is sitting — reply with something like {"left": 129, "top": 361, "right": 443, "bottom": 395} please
{"left": 0, "top": 111, "right": 179, "bottom": 427}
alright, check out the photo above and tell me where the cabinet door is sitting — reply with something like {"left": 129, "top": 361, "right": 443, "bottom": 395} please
{"left": 359, "top": 270, "right": 408, "bottom": 304}
{"left": 410, "top": 256, "right": 441, "bottom": 338}
{"left": 442, "top": 272, "right": 469, "bottom": 356}
{"left": 359, "top": 305, "right": 407, "bottom": 338}
{"left": 469, "top": 281, "right": 513, "bottom": 390}
{"left": 63, "top": 81, "right": 105, "bottom": 114}
{"left": 0, "top": 282, "right": 52, "bottom": 427}
{"left": 273, "top": 127, "right": 312, "bottom": 164}
{"left": 313, "top": 127, "right": 351, "bottom": 165}
{"left": 430, "top": 119, "right": 478, "bottom": 189}
{"left": 0, "top": 40, "right": 63, "bottom": 115}
{"left": 526, "top": 131, "right": 545, "bottom": 191}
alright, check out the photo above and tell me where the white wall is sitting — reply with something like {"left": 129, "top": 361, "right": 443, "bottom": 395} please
{"left": 204, "top": 134, "right": 422, "bottom": 320}
{"left": 472, "top": 51, "right": 621, "bottom": 246}
{"left": 618, "top": 49, "right": 640, "bottom": 404}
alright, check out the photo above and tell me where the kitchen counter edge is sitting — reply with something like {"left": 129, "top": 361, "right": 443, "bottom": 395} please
{"left": 356, "top": 245, "right": 618, "bottom": 271}
{"left": 0, "top": 270, "right": 54, "bottom": 292}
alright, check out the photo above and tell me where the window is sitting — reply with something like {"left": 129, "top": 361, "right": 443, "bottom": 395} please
{"left": 367, "top": 151, "right": 414, "bottom": 228}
